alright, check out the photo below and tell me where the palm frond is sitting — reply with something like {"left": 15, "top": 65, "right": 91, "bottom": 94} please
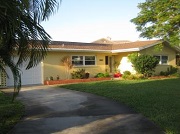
{"left": 29, "top": 0, "right": 60, "bottom": 22}
{"left": 0, "top": 0, "right": 60, "bottom": 101}
{"left": 0, "top": 55, "right": 21, "bottom": 102}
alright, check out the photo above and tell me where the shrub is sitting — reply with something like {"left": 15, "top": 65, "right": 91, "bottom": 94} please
{"left": 122, "top": 74, "right": 144, "bottom": 80}
{"left": 171, "top": 73, "right": 180, "bottom": 77}
{"left": 122, "top": 71, "right": 131, "bottom": 79}
{"left": 128, "top": 54, "right": 159, "bottom": 77}
{"left": 95, "top": 73, "right": 104, "bottom": 78}
{"left": 122, "top": 71, "right": 144, "bottom": 80}
{"left": 104, "top": 72, "right": 110, "bottom": 77}
{"left": 94, "top": 72, "right": 110, "bottom": 78}
{"left": 167, "top": 66, "right": 178, "bottom": 74}
{"left": 71, "top": 69, "right": 86, "bottom": 79}
{"left": 159, "top": 71, "right": 168, "bottom": 76}
{"left": 159, "top": 66, "right": 178, "bottom": 76}
{"left": 123, "top": 71, "right": 131, "bottom": 76}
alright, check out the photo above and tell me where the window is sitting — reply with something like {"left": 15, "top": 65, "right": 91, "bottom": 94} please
{"left": 72, "top": 56, "right": 96, "bottom": 66}
{"left": 85, "top": 56, "right": 95, "bottom": 65}
{"left": 72, "top": 56, "right": 83, "bottom": 66}
{"left": 154, "top": 55, "right": 168, "bottom": 65}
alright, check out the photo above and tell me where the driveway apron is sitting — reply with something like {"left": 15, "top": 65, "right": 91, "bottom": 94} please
{"left": 10, "top": 86, "right": 164, "bottom": 134}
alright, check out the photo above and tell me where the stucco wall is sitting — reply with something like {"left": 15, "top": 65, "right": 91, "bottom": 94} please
{"left": 113, "top": 45, "right": 177, "bottom": 75}
{"left": 140, "top": 44, "right": 177, "bottom": 74}
{"left": 43, "top": 51, "right": 112, "bottom": 80}
{"left": 43, "top": 44, "right": 177, "bottom": 80}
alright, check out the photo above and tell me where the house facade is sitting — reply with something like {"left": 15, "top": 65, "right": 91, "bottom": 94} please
{"left": 2, "top": 39, "right": 180, "bottom": 87}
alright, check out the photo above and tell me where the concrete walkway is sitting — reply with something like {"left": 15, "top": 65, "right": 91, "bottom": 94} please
{"left": 5, "top": 86, "right": 164, "bottom": 134}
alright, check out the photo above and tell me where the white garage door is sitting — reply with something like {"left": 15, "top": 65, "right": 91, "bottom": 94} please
{"left": 6, "top": 61, "right": 43, "bottom": 86}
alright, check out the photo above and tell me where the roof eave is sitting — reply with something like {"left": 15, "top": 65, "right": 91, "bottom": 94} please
{"left": 49, "top": 48, "right": 111, "bottom": 53}
{"left": 112, "top": 48, "right": 140, "bottom": 53}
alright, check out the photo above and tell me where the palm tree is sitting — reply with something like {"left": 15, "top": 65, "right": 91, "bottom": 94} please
{"left": 0, "top": 0, "right": 60, "bottom": 101}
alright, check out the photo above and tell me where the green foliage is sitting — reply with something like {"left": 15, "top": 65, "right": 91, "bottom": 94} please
{"left": 171, "top": 73, "right": 180, "bottom": 77}
{"left": 94, "top": 73, "right": 105, "bottom": 78}
{"left": 94, "top": 72, "right": 110, "bottom": 78}
{"left": 0, "top": 0, "right": 60, "bottom": 101}
{"left": 153, "top": 43, "right": 164, "bottom": 52}
{"left": 71, "top": 69, "right": 86, "bottom": 79}
{"left": 131, "top": 0, "right": 180, "bottom": 46}
{"left": 123, "top": 71, "right": 131, "bottom": 76}
{"left": 128, "top": 54, "right": 159, "bottom": 77}
{"left": 127, "top": 53, "right": 138, "bottom": 63}
{"left": 122, "top": 71, "right": 144, "bottom": 80}
{"left": 160, "top": 66, "right": 178, "bottom": 76}
{"left": 0, "top": 92, "right": 24, "bottom": 134}
{"left": 122, "top": 71, "right": 131, "bottom": 79}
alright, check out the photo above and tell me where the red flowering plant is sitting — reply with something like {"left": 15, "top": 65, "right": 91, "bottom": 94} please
{"left": 113, "top": 71, "right": 122, "bottom": 78}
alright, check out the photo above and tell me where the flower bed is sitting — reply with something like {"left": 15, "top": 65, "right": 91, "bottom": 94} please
{"left": 44, "top": 77, "right": 111, "bottom": 85}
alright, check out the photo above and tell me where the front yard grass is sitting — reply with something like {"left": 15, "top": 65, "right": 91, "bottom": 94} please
{"left": 0, "top": 92, "right": 24, "bottom": 134}
{"left": 60, "top": 78, "right": 180, "bottom": 134}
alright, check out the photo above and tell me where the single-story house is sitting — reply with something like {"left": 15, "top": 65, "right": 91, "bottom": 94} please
{"left": 1, "top": 38, "right": 180, "bottom": 87}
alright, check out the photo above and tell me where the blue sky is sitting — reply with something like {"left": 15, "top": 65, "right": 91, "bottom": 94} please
{"left": 42, "top": 0, "right": 146, "bottom": 43}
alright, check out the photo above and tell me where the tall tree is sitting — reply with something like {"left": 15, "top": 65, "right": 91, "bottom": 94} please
{"left": 0, "top": 0, "right": 60, "bottom": 101}
{"left": 131, "top": 0, "right": 180, "bottom": 46}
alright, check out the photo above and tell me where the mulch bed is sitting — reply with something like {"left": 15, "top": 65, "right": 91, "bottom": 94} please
{"left": 44, "top": 76, "right": 177, "bottom": 85}
{"left": 148, "top": 76, "right": 176, "bottom": 79}
{"left": 44, "top": 77, "right": 111, "bottom": 85}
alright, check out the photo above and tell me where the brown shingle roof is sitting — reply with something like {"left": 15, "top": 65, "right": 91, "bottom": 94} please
{"left": 50, "top": 41, "right": 112, "bottom": 50}
{"left": 49, "top": 40, "right": 161, "bottom": 52}
{"left": 112, "top": 40, "right": 161, "bottom": 50}
{"left": 113, "top": 40, "right": 131, "bottom": 44}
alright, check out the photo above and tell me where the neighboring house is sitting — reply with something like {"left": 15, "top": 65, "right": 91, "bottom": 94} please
{"left": 2, "top": 39, "right": 180, "bottom": 86}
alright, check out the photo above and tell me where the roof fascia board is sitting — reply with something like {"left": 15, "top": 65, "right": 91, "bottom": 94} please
{"left": 49, "top": 48, "right": 111, "bottom": 53}
{"left": 112, "top": 48, "right": 140, "bottom": 53}
{"left": 50, "top": 48, "right": 140, "bottom": 53}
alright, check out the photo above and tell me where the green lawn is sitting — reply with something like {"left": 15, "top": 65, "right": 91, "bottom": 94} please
{"left": 0, "top": 92, "right": 24, "bottom": 134}
{"left": 60, "top": 78, "right": 180, "bottom": 134}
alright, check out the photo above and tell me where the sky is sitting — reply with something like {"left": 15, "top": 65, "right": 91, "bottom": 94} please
{"left": 41, "top": 0, "right": 146, "bottom": 43}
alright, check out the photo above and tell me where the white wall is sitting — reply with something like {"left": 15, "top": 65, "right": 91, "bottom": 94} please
{"left": 118, "top": 57, "right": 136, "bottom": 74}
{"left": 6, "top": 58, "right": 43, "bottom": 86}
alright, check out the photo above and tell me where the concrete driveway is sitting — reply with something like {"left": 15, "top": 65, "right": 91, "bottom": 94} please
{"left": 9, "top": 85, "right": 164, "bottom": 134}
